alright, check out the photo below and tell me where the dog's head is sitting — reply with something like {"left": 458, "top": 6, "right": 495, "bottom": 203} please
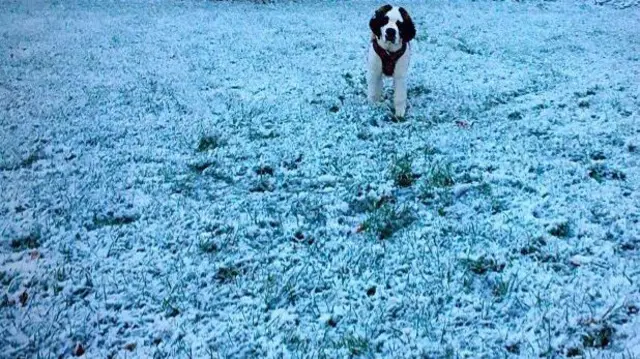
{"left": 369, "top": 4, "right": 416, "bottom": 50}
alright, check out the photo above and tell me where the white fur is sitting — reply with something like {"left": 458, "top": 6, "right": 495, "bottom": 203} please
{"left": 379, "top": 7, "right": 403, "bottom": 48}
{"left": 366, "top": 6, "right": 412, "bottom": 118}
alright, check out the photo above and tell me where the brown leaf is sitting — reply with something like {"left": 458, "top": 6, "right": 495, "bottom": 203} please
{"left": 455, "top": 120, "right": 470, "bottom": 129}
{"left": 19, "top": 291, "right": 28, "bottom": 307}
{"left": 124, "top": 342, "right": 137, "bottom": 351}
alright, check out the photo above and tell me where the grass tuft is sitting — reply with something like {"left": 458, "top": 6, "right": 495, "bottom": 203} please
{"left": 11, "top": 230, "right": 41, "bottom": 251}
{"left": 425, "top": 161, "right": 455, "bottom": 188}
{"left": 588, "top": 163, "right": 626, "bottom": 182}
{"left": 87, "top": 213, "right": 138, "bottom": 230}
{"left": 548, "top": 220, "right": 571, "bottom": 238}
{"left": 188, "top": 160, "right": 217, "bottom": 174}
{"left": 196, "top": 134, "right": 221, "bottom": 152}
{"left": 340, "top": 334, "right": 370, "bottom": 356}
{"left": 360, "top": 203, "right": 415, "bottom": 240}
{"left": 198, "top": 239, "right": 218, "bottom": 254}
{"left": 461, "top": 256, "right": 505, "bottom": 275}
{"left": 215, "top": 266, "right": 241, "bottom": 284}
{"left": 582, "top": 325, "right": 614, "bottom": 349}
{"left": 20, "top": 150, "right": 44, "bottom": 168}
{"left": 390, "top": 154, "right": 416, "bottom": 188}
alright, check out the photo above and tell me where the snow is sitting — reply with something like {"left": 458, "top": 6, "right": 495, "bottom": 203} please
{"left": 1, "top": 0, "right": 639, "bottom": 358}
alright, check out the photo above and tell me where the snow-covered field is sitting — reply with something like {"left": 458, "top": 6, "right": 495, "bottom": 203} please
{"left": 1, "top": 0, "right": 639, "bottom": 357}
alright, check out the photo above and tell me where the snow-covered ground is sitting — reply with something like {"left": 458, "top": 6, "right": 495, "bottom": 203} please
{"left": 1, "top": 0, "right": 639, "bottom": 357}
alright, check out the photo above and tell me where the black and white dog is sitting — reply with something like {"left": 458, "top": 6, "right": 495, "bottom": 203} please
{"left": 367, "top": 5, "right": 416, "bottom": 118}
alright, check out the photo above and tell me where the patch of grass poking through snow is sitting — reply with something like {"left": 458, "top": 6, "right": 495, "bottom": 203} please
{"left": 520, "top": 236, "right": 547, "bottom": 256}
{"left": 360, "top": 203, "right": 415, "bottom": 240}
{"left": 582, "top": 325, "right": 614, "bottom": 349}
{"left": 215, "top": 265, "right": 241, "bottom": 284}
{"left": 588, "top": 163, "right": 626, "bottom": 183}
{"left": 476, "top": 182, "right": 493, "bottom": 196}
{"left": 408, "top": 84, "right": 432, "bottom": 97}
{"left": 390, "top": 154, "right": 417, "bottom": 187}
{"left": 0, "top": 149, "right": 46, "bottom": 171}
{"left": 0, "top": 271, "right": 15, "bottom": 288}
{"left": 461, "top": 256, "right": 505, "bottom": 275}
{"left": 250, "top": 177, "right": 275, "bottom": 193}
{"left": 507, "top": 110, "right": 523, "bottom": 121}
{"left": 254, "top": 165, "right": 274, "bottom": 176}
{"left": 87, "top": 213, "right": 138, "bottom": 230}
{"left": 565, "top": 347, "right": 583, "bottom": 357}
{"left": 198, "top": 239, "right": 218, "bottom": 254}
{"left": 52, "top": 266, "right": 68, "bottom": 295}
{"left": 504, "top": 343, "right": 521, "bottom": 355}
{"left": 19, "top": 149, "right": 45, "bottom": 169}
{"left": 170, "top": 175, "right": 197, "bottom": 196}
{"left": 422, "top": 145, "right": 441, "bottom": 157}
{"left": 547, "top": 220, "right": 572, "bottom": 238}
{"left": 196, "top": 134, "right": 222, "bottom": 152}
{"left": 491, "top": 198, "right": 508, "bottom": 215}
{"left": 10, "top": 230, "right": 41, "bottom": 251}
{"left": 188, "top": 159, "right": 217, "bottom": 174}
{"left": 162, "top": 298, "right": 181, "bottom": 318}
{"left": 492, "top": 275, "right": 515, "bottom": 301}
{"left": 425, "top": 161, "right": 455, "bottom": 188}
{"left": 419, "top": 161, "right": 455, "bottom": 209}
{"left": 340, "top": 334, "right": 371, "bottom": 357}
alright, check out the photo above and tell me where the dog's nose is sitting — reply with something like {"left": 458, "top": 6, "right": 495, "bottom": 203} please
{"left": 385, "top": 28, "right": 396, "bottom": 40}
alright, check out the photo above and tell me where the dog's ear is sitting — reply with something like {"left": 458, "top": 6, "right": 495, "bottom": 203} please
{"left": 369, "top": 4, "right": 392, "bottom": 38}
{"left": 398, "top": 7, "right": 416, "bottom": 42}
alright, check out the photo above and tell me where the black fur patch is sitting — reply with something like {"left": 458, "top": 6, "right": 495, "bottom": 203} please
{"left": 398, "top": 7, "right": 416, "bottom": 42}
{"left": 369, "top": 4, "right": 393, "bottom": 38}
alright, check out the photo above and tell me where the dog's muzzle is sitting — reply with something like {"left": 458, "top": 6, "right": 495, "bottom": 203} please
{"left": 385, "top": 28, "right": 396, "bottom": 42}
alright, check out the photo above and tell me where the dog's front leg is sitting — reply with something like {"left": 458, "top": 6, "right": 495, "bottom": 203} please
{"left": 393, "top": 76, "right": 407, "bottom": 118}
{"left": 367, "top": 70, "right": 383, "bottom": 103}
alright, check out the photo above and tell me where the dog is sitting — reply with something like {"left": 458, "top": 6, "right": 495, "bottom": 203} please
{"left": 367, "top": 4, "right": 416, "bottom": 118}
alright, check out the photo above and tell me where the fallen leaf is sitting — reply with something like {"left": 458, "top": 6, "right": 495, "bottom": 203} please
{"left": 455, "top": 120, "right": 471, "bottom": 129}
{"left": 19, "top": 291, "right": 28, "bottom": 306}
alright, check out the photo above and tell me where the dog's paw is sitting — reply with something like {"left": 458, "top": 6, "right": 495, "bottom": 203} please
{"left": 391, "top": 114, "right": 407, "bottom": 123}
